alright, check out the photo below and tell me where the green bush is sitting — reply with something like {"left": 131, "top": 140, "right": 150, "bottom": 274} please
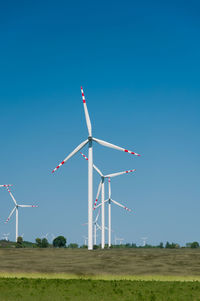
{"left": 53, "top": 236, "right": 67, "bottom": 248}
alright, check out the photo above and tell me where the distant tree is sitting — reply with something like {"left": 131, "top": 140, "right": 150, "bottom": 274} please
{"left": 53, "top": 236, "right": 67, "bottom": 248}
{"left": 131, "top": 243, "right": 137, "bottom": 248}
{"left": 170, "top": 243, "right": 176, "bottom": 249}
{"left": 93, "top": 244, "right": 99, "bottom": 250}
{"left": 41, "top": 238, "right": 49, "bottom": 248}
{"left": 186, "top": 243, "right": 192, "bottom": 248}
{"left": 143, "top": 244, "right": 153, "bottom": 248}
{"left": 191, "top": 242, "right": 199, "bottom": 249}
{"left": 35, "top": 238, "right": 42, "bottom": 248}
{"left": 165, "top": 242, "right": 179, "bottom": 249}
{"left": 159, "top": 242, "right": 164, "bottom": 248}
{"left": 16, "top": 236, "right": 23, "bottom": 248}
{"left": 68, "top": 243, "right": 78, "bottom": 249}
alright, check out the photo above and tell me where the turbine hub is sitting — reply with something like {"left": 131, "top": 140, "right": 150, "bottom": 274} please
{"left": 88, "top": 136, "right": 92, "bottom": 141}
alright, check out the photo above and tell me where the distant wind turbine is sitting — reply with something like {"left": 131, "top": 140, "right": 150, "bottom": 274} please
{"left": 82, "top": 236, "right": 88, "bottom": 246}
{"left": 2, "top": 233, "right": 10, "bottom": 241}
{"left": 80, "top": 151, "right": 135, "bottom": 249}
{"left": 141, "top": 237, "right": 148, "bottom": 247}
{"left": 115, "top": 236, "right": 124, "bottom": 245}
{"left": 82, "top": 208, "right": 101, "bottom": 245}
{"left": 5, "top": 187, "right": 38, "bottom": 242}
{"left": 96, "top": 177, "right": 132, "bottom": 247}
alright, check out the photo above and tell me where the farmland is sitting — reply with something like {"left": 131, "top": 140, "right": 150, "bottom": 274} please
{"left": 1, "top": 248, "right": 200, "bottom": 300}
{"left": 0, "top": 278, "right": 200, "bottom": 301}
{"left": 0, "top": 248, "right": 200, "bottom": 277}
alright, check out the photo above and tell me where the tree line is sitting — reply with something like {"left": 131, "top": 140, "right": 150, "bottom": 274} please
{"left": 0, "top": 237, "right": 199, "bottom": 249}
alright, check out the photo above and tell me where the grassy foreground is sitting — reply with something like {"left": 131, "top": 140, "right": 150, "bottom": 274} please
{"left": 0, "top": 278, "right": 200, "bottom": 301}
{"left": 1, "top": 249, "right": 200, "bottom": 300}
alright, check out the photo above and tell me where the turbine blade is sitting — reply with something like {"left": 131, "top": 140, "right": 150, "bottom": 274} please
{"left": 18, "top": 205, "right": 38, "bottom": 208}
{"left": 105, "top": 169, "right": 136, "bottom": 178}
{"left": 111, "top": 199, "right": 132, "bottom": 212}
{"left": 94, "top": 203, "right": 102, "bottom": 209}
{"left": 96, "top": 223, "right": 102, "bottom": 230}
{"left": 80, "top": 152, "right": 103, "bottom": 176}
{"left": 94, "top": 208, "right": 101, "bottom": 223}
{"left": 81, "top": 87, "right": 92, "bottom": 136}
{"left": 52, "top": 139, "right": 89, "bottom": 173}
{"left": 95, "top": 199, "right": 109, "bottom": 209}
{"left": 6, "top": 187, "right": 17, "bottom": 205}
{"left": 0, "top": 184, "right": 13, "bottom": 188}
{"left": 93, "top": 181, "right": 102, "bottom": 209}
{"left": 93, "top": 137, "right": 140, "bottom": 157}
{"left": 5, "top": 207, "right": 16, "bottom": 223}
{"left": 82, "top": 222, "right": 88, "bottom": 226}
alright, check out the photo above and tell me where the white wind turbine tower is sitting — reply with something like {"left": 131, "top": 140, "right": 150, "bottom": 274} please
{"left": 80, "top": 152, "right": 135, "bottom": 249}
{"left": 96, "top": 177, "right": 132, "bottom": 247}
{"left": 82, "top": 208, "right": 101, "bottom": 245}
{"left": 83, "top": 236, "right": 88, "bottom": 246}
{"left": 5, "top": 187, "right": 38, "bottom": 242}
{"left": 52, "top": 87, "right": 140, "bottom": 250}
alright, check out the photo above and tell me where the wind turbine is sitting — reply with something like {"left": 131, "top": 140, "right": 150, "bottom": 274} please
{"left": 51, "top": 87, "right": 140, "bottom": 250}
{"left": 82, "top": 236, "right": 88, "bottom": 246}
{"left": 5, "top": 187, "right": 38, "bottom": 242}
{"left": 51, "top": 234, "right": 55, "bottom": 243}
{"left": 2, "top": 233, "right": 10, "bottom": 241}
{"left": 141, "top": 237, "right": 148, "bottom": 247}
{"left": 80, "top": 152, "right": 135, "bottom": 249}
{"left": 115, "top": 236, "right": 124, "bottom": 245}
{"left": 42, "top": 233, "right": 49, "bottom": 240}
{"left": 96, "top": 177, "right": 132, "bottom": 247}
{"left": 82, "top": 208, "right": 101, "bottom": 245}
{"left": 93, "top": 209, "right": 100, "bottom": 245}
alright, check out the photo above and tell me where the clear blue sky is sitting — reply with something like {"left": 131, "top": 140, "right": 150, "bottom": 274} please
{"left": 0, "top": 0, "right": 199, "bottom": 245}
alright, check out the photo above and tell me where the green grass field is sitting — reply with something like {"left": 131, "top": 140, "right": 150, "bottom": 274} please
{"left": 0, "top": 278, "right": 200, "bottom": 301}
{"left": 1, "top": 248, "right": 200, "bottom": 300}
